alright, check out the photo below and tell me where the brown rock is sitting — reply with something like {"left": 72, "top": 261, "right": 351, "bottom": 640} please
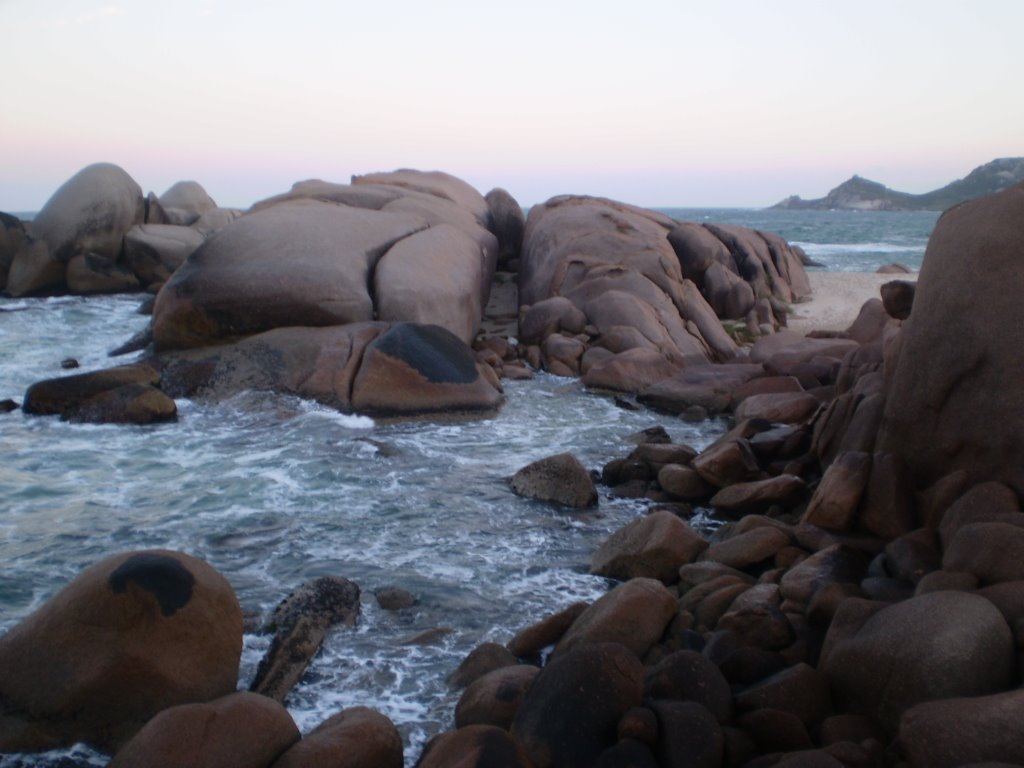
{"left": 591, "top": 510, "right": 708, "bottom": 583}
{"left": 658, "top": 464, "right": 714, "bottom": 500}
{"left": 801, "top": 452, "right": 872, "bottom": 532}
{"left": 123, "top": 224, "right": 205, "bottom": 288}
{"left": 643, "top": 650, "right": 732, "bottom": 723}
{"left": 417, "top": 725, "right": 534, "bottom": 768}
{"left": 738, "top": 708, "right": 813, "bottom": 753}
{"left": 555, "top": 578, "right": 678, "bottom": 659}
{"left": 158, "top": 180, "right": 218, "bottom": 226}
{"left": 511, "top": 642, "right": 644, "bottom": 768}
{"left": 649, "top": 701, "right": 723, "bottom": 768}
{"left": 859, "top": 452, "right": 916, "bottom": 540}
{"left": 0, "top": 550, "right": 242, "bottom": 752}
{"left": 63, "top": 382, "right": 176, "bottom": 425}
{"left": 938, "top": 481, "right": 1022, "bottom": 549}
{"left": 691, "top": 438, "right": 761, "bottom": 488}
{"left": 507, "top": 602, "right": 589, "bottom": 658}
{"left": 510, "top": 452, "right": 597, "bottom": 509}
{"left": 271, "top": 706, "right": 402, "bottom": 768}
{"left": 734, "top": 392, "right": 820, "bottom": 425}
{"left": 448, "top": 642, "right": 519, "bottom": 689}
{"left": 15, "top": 162, "right": 144, "bottom": 286}
{"left": 780, "top": 544, "right": 869, "bottom": 606}
{"left": 580, "top": 348, "right": 679, "bottom": 394}
{"left": 109, "top": 692, "right": 298, "bottom": 768}
{"left": 152, "top": 200, "right": 428, "bottom": 350}
{"left": 880, "top": 280, "right": 915, "bottom": 320}
{"left": 943, "top": 522, "right": 1024, "bottom": 584}
{"left": 375, "top": 222, "right": 497, "bottom": 344}
{"left": 349, "top": 323, "right": 504, "bottom": 416}
{"left": 709, "top": 475, "right": 806, "bottom": 514}
{"left": 821, "top": 591, "right": 1014, "bottom": 734}
{"left": 878, "top": 182, "right": 1024, "bottom": 496}
{"left": 734, "top": 663, "right": 833, "bottom": 729}
{"left": 22, "top": 363, "right": 161, "bottom": 417}
{"left": 702, "top": 527, "right": 791, "bottom": 571}
{"left": 455, "top": 665, "right": 540, "bottom": 730}
{"left": 899, "top": 689, "right": 1024, "bottom": 768}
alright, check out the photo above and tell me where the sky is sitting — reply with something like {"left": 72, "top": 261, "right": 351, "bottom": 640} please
{"left": 1, "top": 0, "right": 1022, "bottom": 210}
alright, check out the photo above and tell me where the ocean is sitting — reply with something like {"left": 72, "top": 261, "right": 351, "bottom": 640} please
{"left": 0, "top": 208, "right": 938, "bottom": 766}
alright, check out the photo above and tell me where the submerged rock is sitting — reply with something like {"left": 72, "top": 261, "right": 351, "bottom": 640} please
{"left": 250, "top": 576, "right": 361, "bottom": 702}
{"left": 510, "top": 452, "right": 597, "bottom": 508}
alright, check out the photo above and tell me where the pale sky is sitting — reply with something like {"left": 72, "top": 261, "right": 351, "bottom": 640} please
{"left": 1, "top": 0, "right": 1021, "bottom": 210}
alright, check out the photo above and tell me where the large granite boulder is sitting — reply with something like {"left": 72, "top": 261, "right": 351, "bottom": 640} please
{"left": 879, "top": 182, "right": 1024, "bottom": 495}
{"left": 519, "top": 196, "right": 738, "bottom": 373}
{"left": 820, "top": 591, "right": 1014, "bottom": 735}
{"left": 0, "top": 550, "right": 243, "bottom": 752}
{"left": 7, "top": 162, "right": 144, "bottom": 296}
{"left": 152, "top": 199, "right": 428, "bottom": 350}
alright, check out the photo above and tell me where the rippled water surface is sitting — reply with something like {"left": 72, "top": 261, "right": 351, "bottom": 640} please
{"left": 0, "top": 294, "right": 723, "bottom": 765}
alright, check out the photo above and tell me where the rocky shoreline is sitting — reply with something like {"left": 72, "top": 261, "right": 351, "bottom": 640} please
{"left": 2, "top": 165, "right": 1024, "bottom": 767}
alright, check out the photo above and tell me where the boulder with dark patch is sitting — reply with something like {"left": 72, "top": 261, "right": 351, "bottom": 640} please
{"left": 0, "top": 550, "right": 242, "bottom": 752}
{"left": 350, "top": 323, "right": 503, "bottom": 416}
{"left": 455, "top": 664, "right": 540, "bottom": 730}
{"left": 510, "top": 452, "right": 597, "bottom": 508}
{"left": 250, "top": 576, "right": 361, "bottom": 702}
{"left": 108, "top": 692, "right": 298, "bottom": 768}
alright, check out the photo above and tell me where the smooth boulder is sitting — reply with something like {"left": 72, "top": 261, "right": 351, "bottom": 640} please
{"left": 821, "top": 591, "right": 1014, "bottom": 734}
{"left": 152, "top": 199, "right": 428, "bottom": 350}
{"left": 108, "top": 692, "right": 298, "bottom": 768}
{"left": 879, "top": 182, "right": 1024, "bottom": 495}
{"left": 510, "top": 452, "right": 597, "bottom": 508}
{"left": 0, "top": 550, "right": 243, "bottom": 752}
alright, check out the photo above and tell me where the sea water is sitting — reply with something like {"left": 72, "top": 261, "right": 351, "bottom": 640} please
{"left": 0, "top": 209, "right": 938, "bottom": 765}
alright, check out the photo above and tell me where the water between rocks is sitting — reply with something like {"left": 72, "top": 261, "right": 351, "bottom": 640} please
{"left": 0, "top": 293, "right": 724, "bottom": 765}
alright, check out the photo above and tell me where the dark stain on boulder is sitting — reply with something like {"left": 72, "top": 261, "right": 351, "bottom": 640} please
{"left": 371, "top": 323, "right": 479, "bottom": 384}
{"left": 108, "top": 552, "right": 195, "bottom": 617}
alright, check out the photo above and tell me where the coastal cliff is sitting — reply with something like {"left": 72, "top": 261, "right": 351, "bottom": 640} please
{"left": 773, "top": 157, "right": 1024, "bottom": 211}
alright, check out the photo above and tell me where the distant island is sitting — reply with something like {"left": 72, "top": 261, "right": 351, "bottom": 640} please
{"left": 772, "top": 157, "right": 1024, "bottom": 211}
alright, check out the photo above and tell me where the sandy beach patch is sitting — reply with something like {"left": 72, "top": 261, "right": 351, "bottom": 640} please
{"left": 787, "top": 271, "right": 917, "bottom": 335}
